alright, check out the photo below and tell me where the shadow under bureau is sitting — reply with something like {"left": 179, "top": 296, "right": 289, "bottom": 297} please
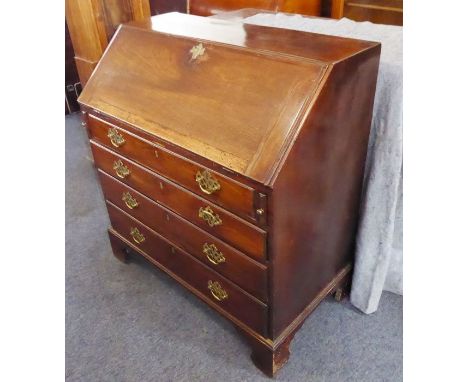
{"left": 78, "top": 12, "right": 380, "bottom": 377}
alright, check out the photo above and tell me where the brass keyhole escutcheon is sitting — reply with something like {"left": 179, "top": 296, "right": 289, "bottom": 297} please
{"left": 113, "top": 160, "right": 130, "bottom": 179}
{"left": 208, "top": 280, "right": 228, "bottom": 301}
{"left": 195, "top": 169, "right": 221, "bottom": 195}
{"left": 190, "top": 43, "right": 206, "bottom": 61}
{"left": 203, "top": 243, "right": 225, "bottom": 265}
{"left": 198, "top": 206, "right": 222, "bottom": 227}
{"left": 130, "top": 227, "right": 145, "bottom": 244}
{"left": 107, "top": 127, "right": 125, "bottom": 148}
{"left": 122, "top": 192, "right": 139, "bottom": 209}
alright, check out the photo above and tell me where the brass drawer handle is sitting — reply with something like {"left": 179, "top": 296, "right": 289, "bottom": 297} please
{"left": 203, "top": 243, "right": 225, "bottom": 265}
{"left": 208, "top": 280, "right": 228, "bottom": 301}
{"left": 198, "top": 206, "right": 222, "bottom": 227}
{"left": 195, "top": 169, "right": 221, "bottom": 195}
{"left": 122, "top": 192, "right": 139, "bottom": 209}
{"left": 130, "top": 227, "right": 145, "bottom": 244}
{"left": 113, "top": 160, "right": 130, "bottom": 179}
{"left": 107, "top": 127, "right": 125, "bottom": 147}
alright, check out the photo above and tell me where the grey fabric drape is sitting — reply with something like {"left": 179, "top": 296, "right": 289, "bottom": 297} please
{"left": 243, "top": 14, "right": 403, "bottom": 314}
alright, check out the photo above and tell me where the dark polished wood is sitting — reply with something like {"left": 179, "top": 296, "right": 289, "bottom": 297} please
{"left": 343, "top": 0, "right": 403, "bottom": 26}
{"left": 234, "top": 263, "right": 352, "bottom": 377}
{"left": 107, "top": 204, "right": 268, "bottom": 335}
{"left": 65, "top": 21, "right": 81, "bottom": 114}
{"left": 79, "top": 25, "right": 326, "bottom": 184}
{"left": 127, "top": 12, "right": 375, "bottom": 70}
{"left": 78, "top": 13, "right": 380, "bottom": 376}
{"left": 149, "top": 0, "right": 186, "bottom": 14}
{"left": 65, "top": 0, "right": 151, "bottom": 86}
{"left": 99, "top": 170, "right": 268, "bottom": 301}
{"left": 247, "top": 324, "right": 296, "bottom": 377}
{"left": 108, "top": 229, "right": 130, "bottom": 263}
{"left": 269, "top": 44, "right": 380, "bottom": 336}
{"left": 81, "top": 106, "right": 270, "bottom": 194}
{"left": 87, "top": 114, "right": 261, "bottom": 223}
{"left": 330, "top": 0, "right": 403, "bottom": 25}
{"left": 91, "top": 141, "right": 267, "bottom": 260}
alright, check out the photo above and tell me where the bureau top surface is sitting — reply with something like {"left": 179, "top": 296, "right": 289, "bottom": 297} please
{"left": 128, "top": 13, "right": 378, "bottom": 64}
{"left": 79, "top": 13, "right": 378, "bottom": 184}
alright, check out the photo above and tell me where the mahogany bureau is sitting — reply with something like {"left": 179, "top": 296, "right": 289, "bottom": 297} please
{"left": 78, "top": 12, "right": 380, "bottom": 377}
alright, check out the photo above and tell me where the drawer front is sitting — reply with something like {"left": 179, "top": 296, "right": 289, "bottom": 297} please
{"left": 107, "top": 203, "right": 267, "bottom": 336}
{"left": 91, "top": 141, "right": 266, "bottom": 261}
{"left": 99, "top": 170, "right": 268, "bottom": 301}
{"left": 87, "top": 114, "right": 260, "bottom": 223}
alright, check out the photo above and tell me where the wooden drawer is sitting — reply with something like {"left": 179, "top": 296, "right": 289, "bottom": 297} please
{"left": 107, "top": 203, "right": 268, "bottom": 336}
{"left": 91, "top": 141, "right": 267, "bottom": 261}
{"left": 87, "top": 114, "right": 262, "bottom": 224}
{"left": 99, "top": 170, "right": 268, "bottom": 301}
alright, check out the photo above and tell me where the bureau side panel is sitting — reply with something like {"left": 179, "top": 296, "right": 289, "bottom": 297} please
{"left": 269, "top": 45, "right": 381, "bottom": 338}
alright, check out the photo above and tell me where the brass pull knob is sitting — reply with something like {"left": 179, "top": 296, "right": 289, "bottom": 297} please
{"left": 198, "top": 206, "right": 222, "bottom": 227}
{"left": 195, "top": 169, "right": 221, "bottom": 195}
{"left": 203, "top": 243, "right": 225, "bottom": 265}
{"left": 208, "top": 280, "right": 228, "bottom": 301}
{"left": 122, "top": 192, "right": 139, "bottom": 209}
{"left": 113, "top": 160, "right": 130, "bottom": 179}
{"left": 107, "top": 127, "right": 125, "bottom": 147}
{"left": 130, "top": 227, "right": 145, "bottom": 244}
